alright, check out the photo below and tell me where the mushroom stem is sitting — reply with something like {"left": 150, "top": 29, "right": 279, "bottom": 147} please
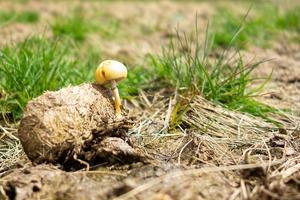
{"left": 111, "top": 80, "right": 122, "bottom": 116}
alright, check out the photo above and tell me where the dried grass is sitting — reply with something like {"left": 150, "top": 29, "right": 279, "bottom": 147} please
{"left": 126, "top": 91, "right": 300, "bottom": 199}
{"left": 0, "top": 121, "right": 23, "bottom": 175}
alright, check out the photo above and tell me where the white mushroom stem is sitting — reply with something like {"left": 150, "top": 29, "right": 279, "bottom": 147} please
{"left": 111, "top": 80, "right": 122, "bottom": 116}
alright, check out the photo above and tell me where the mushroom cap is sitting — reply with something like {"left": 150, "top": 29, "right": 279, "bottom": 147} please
{"left": 95, "top": 60, "right": 127, "bottom": 85}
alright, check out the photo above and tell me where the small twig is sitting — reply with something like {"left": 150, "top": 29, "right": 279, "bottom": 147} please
{"left": 263, "top": 139, "right": 272, "bottom": 172}
{"left": 74, "top": 170, "right": 127, "bottom": 177}
{"left": 73, "top": 154, "right": 90, "bottom": 171}
{"left": 177, "top": 139, "right": 193, "bottom": 165}
{"left": 281, "top": 163, "right": 300, "bottom": 180}
{"left": 240, "top": 179, "right": 248, "bottom": 199}
{"left": 229, "top": 189, "right": 240, "bottom": 200}
{"left": 163, "top": 90, "right": 178, "bottom": 130}
{"left": 140, "top": 90, "right": 152, "bottom": 108}
{"left": 261, "top": 187, "right": 291, "bottom": 200}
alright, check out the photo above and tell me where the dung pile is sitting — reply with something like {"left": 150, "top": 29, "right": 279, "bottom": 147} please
{"left": 18, "top": 83, "right": 142, "bottom": 169}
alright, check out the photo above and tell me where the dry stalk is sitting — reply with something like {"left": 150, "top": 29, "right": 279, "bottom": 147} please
{"left": 0, "top": 124, "right": 23, "bottom": 173}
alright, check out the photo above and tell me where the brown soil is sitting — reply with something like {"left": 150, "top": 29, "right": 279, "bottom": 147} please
{"left": 1, "top": 1, "right": 300, "bottom": 200}
{"left": 0, "top": 164, "right": 236, "bottom": 200}
{"left": 246, "top": 47, "right": 300, "bottom": 113}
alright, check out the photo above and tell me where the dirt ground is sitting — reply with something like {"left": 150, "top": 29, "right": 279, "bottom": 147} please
{"left": 0, "top": 1, "right": 300, "bottom": 200}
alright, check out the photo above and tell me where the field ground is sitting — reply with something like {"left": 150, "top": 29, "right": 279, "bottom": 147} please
{"left": 0, "top": 0, "right": 300, "bottom": 200}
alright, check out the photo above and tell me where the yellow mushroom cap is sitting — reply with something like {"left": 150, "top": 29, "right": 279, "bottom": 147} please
{"left": 95, "top": 60, "right": 127, "bottom": 85}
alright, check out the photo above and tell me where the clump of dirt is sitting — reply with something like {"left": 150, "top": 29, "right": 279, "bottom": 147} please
{"left": 18, "top": 83, "right": 143, "bottom": 170}
{"left": 0, "top": 164, "right": 126, "bottom": 200}
{"left": 0, "top": 164, "right": 234, "bottom": 200}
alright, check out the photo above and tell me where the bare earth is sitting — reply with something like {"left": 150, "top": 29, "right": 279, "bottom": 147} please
{"left": 0, "top": 1, "right": 300, "bottom": 200}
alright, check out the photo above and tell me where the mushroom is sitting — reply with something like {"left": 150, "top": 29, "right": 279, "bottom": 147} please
{"left": 95, "top": 60, "right": 127, "bottom": 117}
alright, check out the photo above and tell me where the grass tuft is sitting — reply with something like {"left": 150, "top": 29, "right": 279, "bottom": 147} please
{"left": 119, "top": 66, "right": 152, "bottom": 99}
{"left": 0, "top": 10, "right": 39, "bottom": 25}
{"left": 0, "top": 37, "right": 98, "bottom": 119}
{"left": 51, "top": 11, "right": 121, "bottom": 42}
{"left": 276, "top": 6, "right": 300, "bottom": 31}
{"left": 212, "top": 7, "right": 275, "bottom": 49}
{"left": 213, "top": 5, "right": 300, "bottom": 48}
{"left": 16, "top": 10, "right": 39, "bottom": 23}
{"left": 97, "top": 15, "right": 120, "bottom": 39}
{"left": 51, "top": 13, "right": 88, "bottom": 42}
{"left": 150, "top": 23, "right": 277, "bottom": 122}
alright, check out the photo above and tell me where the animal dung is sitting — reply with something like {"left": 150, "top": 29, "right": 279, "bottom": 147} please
{"left": 18, "top": 83, "right": 141, "bottom": 169}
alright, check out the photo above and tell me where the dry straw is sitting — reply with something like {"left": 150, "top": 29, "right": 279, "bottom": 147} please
{"left": 0, "top": 122, "right": 23, "bottom": 175}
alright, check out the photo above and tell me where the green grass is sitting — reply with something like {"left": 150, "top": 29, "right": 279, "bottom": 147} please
{"left": 119, "top": 66, "right": 153, "bottom": 99}
{"left": 0, "top": 8, "right": 286, "bottom": 122}
{"left": 149, "top": 24, "right": 278, "bottom": 122}
{"left": 105, "top": 18, "right": 277, "bottom": 122}
{"left": 212, "top": 7, "right": 275, "bottom": 49}
{"left": 276, "top": 6, "right": 300, "bottom": 32}
{"left": 212, "top": 5, "right": 300, "bottom": 48}
{"left": 15, "top": 10, "right": 39, "bottom": 23}
{"left": 0, "top": 10, "right": 39, "bottom": 25}
{"left": 51, "top": 11, "right": 121, "bottom": 42}
{"left": 52, "top": 13, "right": 89, "bottom": 42}
{"left": 0, "top": 37, "right": 98, "bottom": 119}
{"left": 96, "top": 13, "right": 121, "bottom": 39}
{"left": 0, "top": 34, "right": 144, "bottom": 119}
